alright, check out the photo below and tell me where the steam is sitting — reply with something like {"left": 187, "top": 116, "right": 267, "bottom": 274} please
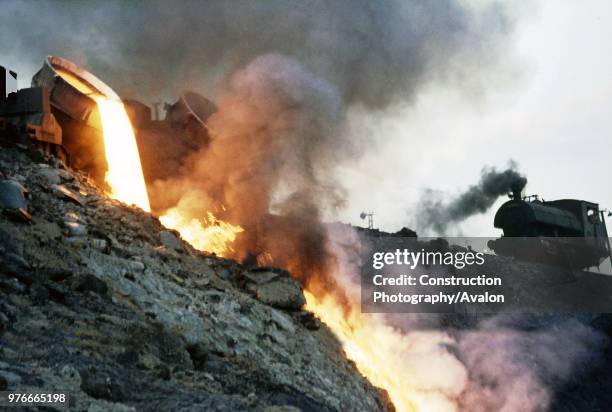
{"left": 416, "top": 162, "right": 527, "bottom": 235}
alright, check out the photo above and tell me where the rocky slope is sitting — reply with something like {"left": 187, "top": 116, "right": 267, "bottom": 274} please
{"left": 0, "top": 146, "right": 392, "bottom": 412}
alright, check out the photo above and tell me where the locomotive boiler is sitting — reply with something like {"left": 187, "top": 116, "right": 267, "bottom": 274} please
{"left": 488, "top": 186, "right": 612, "bottom": 269}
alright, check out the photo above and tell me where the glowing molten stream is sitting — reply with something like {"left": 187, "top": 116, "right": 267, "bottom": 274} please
{"left": 305, "top": 291, "right": 465, "bottom": 412}
{"left": 93, "top": 92, "right": 238, "bottom": 252}
{"left": 160, "top": 207, "right": 243, "bottom": 256}
{"left": 95, "top": 96, "right": 151, "bottom": 212}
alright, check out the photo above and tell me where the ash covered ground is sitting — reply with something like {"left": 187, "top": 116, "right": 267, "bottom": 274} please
{"left": 0, "top": 146, "right": 393, "bottom": 412}
{"left": 1, "top": 144, "right": 612, "bottom": 412}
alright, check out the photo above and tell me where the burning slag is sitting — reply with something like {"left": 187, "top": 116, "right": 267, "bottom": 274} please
{"left": 372, "top": 291, "right": 505, "bottom": 305}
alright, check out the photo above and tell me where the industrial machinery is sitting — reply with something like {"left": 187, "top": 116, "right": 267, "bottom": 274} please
{"left": 0, "top": 65, "right": 65, "bottom": 160}
{"left": 488, "top": 186, "right": 611, "bottom": 269}
{"left": 125, "top": 91, "right": 215, "bottom": 183}
{"left": 31, "top": 56, "right": 216, "bottom": 187}
{"left": 32, "top": 55, "right": 121, "bottom": 186}
{"left": 165, "top": 90, "right": 216, "bottom": 148}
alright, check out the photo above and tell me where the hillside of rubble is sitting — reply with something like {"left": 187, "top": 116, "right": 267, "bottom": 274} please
{"left": 0, "top": 145, "right": 393, "bottom": 412}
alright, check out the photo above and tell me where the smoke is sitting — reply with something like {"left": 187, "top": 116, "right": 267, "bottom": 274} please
{"left": 146, "top": 53, "right": 349, "bottom": 296}
{"left": 456, "top": 315, "right": 606, "bottom": 412}
{"left": 1, "top": 0, "right": 513, "bottom": 105}
{"left": 416, "top": 162, "right": 527, "bottom": 235}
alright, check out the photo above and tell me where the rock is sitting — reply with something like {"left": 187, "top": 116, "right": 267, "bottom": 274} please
{"left": 64, "top": 211, "right": 81, "bottom": 223}
{"left": 0, "top": 370, "right": 22, "bottom": 387}
{"left": 34, "top": 221, "right": 62, "bottom": 240}
{"left": 30, "top": 282, "right": 50, "bottom": 303}
{"left": 215, "top": 266, "right": 233, "bottom": 280}
{"left": 0, "top": 251, "right": 33, "bottom": 285}
{"left": 254, "top": 277, "right": 306, "bottom": 311}
{"left": 0, "top": 374, "right": 7, "bottom": 391}
{"left": 91, "top": 238, "right": 108, "bottom": 250}
{"left": 137, "top": 353, "right": 162, "bottom": 370}
{"left": 264, "top": 406, "right": 302, "bottom": 412}
{"left": 65, "top": 221, "right": 88, "bottom": 237}
{"left": 9, "top": 173, "right": 26, "bottom": 183}
{"left": 40, "top": 266, "right": 73, "bottom": 282}
{"left": 2, "top": 251, "right": 31, "bottom": 272}
{"left": 0, "top": 179, "right": 31, "bottom": 223}
{"left": 186, "top": 342, "right": 209, "bottom": 370}
{"left": 269, "top": 309, "right": 296, "bottom": 333}
{"left": 88, "top": 400, "right": 136, "bottom": 412}
{"left": 298, "top": 312, "right": 321, "bottom": 331}
{"left": 60, "top": 364, "right": 82, "bottom": 387}
{"left": 45, "top": 281, "right": 69, "bottom": 303}
{"left": 0, "top": 277, "right": 27, "bottom": 293}
{"left": 56, "top": 169, "right": 75, "bottom": 182}
{"left": 53, "top": 184, "right": 83, "bottom": 205}
{"left": 65, "top": 236, "right": 87, "bottom": 247}
{"left": 159, "top": 230, "right": 183, "bottom": 252}
{"left": 192, "top": 276, "right": 210, "bottom": 288}
{"left": 154, "top": 363, "right": 171, "bottom": 380}
{"left": 129, "top": 260, "right": 145, "bottom": 272}
{"left": 35, "top": 167, "right": 61, "bottom": 185}
{"left": 80, "top": 369, "right": 124, "bottom": 401}
{"left": 0, "top": 179, "right": 28, "bottom": 209}
{"left": 71, "top": 274, "right": 109, "bottom": 297}
{"left": 203, "top": 352, "right": 228, "bottom": 375}
{"left": 0, "top": 311, "right": 9, "bottom": 333}
{"left": 244, "top": 270, "right": 280, "bottom": 285}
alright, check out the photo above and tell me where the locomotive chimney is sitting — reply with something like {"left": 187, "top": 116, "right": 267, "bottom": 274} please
{"left": 510, "top": 183, "right": 523, "bottom": 201}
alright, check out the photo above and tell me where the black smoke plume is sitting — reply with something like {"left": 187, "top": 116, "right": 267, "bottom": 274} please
{"left": 1, "top": 0, "right": 512, "bottom": 106}
{"left": 417, "top": 162, "right": 527, "bottom": 235}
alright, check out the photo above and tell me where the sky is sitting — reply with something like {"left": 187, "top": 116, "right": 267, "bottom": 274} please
{"left": 336, "top": 0, "right": 612, "bottom": 236}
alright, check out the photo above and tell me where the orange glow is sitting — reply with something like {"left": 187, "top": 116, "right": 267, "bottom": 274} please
{"left": 54, "top": 63, "right": 151, "bottom": 212}
{"left": 95, "top": 96, "right": 151, "bottom": 212}
{"left": 55, "top": 67, "right": 96, "bottom": 95}
{"left": 304, "top": 291, "right": 466, "bottom": 412}
{"left": 159, "top": 208, "right": 243, "bottom": 256}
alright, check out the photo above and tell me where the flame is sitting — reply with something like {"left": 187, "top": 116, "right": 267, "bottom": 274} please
{"left": 305, "top": 291, "right": 465, "bottom": 412}
{"left": 54, "top": 66, "right": 150, "bottom": 211}
{"left": 94, "top": 96, "right": 151, "bottom": 211}
{"left": 160, "top": 207, "right": 243, "bottom": 256}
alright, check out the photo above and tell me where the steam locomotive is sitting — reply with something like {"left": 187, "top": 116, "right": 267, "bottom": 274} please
{"left": 488, "top": 186, "right": 611, "bottom": 269}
